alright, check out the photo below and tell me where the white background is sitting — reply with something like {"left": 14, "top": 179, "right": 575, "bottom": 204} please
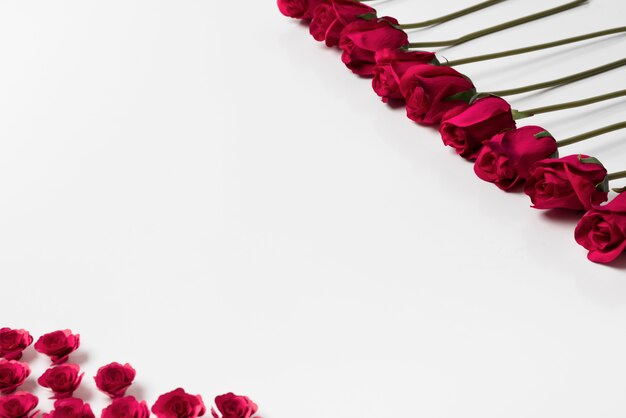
{"left": 1, "top": 0, "right": 626, "bottom": 417}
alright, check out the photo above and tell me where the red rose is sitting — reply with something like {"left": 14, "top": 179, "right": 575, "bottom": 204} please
{"left": 34, "top": 330, "right": 80, "bottom": 365}
{"left": 277, "top": 0, "right": 322, "bottom": 20}
{"left": 0, "top": 360, "right": 30, "bottom": 395}
{"left": 310, "top": 0, "right": 376, "bottom": 47}
{"left": 474, "top": 126, "right": 558, "bottom": 190}
{"left": 575, "top": 192, "right": 626, "bottom": 263}
{"left": 399, "top": 64, "right": 474, "bottom": 126}
{"left": 0, "top": 329, "right": 33, "bottom": 361}
{"left": 101, "top": 397, "right": 149, "bottom": 418}
{"left": 151, "top": 388, "right": 206, "bottom": 418}
{"left": 211, "top": 393, "right": 258, "bottom": 418}
{"left": 439, "top": 96, "right": 516, "bottom": 160}
{"left": 338, "top": 17, "right": 408, "bottom": 77}
{"left": 372, "top": 48, "right": 437, "bottom": 103}
{"left": 525, "top": 155, "right": 608, "bottom": 211}
{"left": 0, "top": 392, "right": 38, "bottom": 418}
{"left": 42, "top": 398, "right": 94, "bottom": 418}
{"left": 94, "top": 362, "right": 136, "bottom": 399}
{"left": 37, "top": 364, "right": 83, "bottom": 399}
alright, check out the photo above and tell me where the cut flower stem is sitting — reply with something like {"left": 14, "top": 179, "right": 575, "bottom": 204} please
{"left": 513, "top": 89, "right": 626, "bottom": 120}
{"left": 399, "top": 0, "right": 506, "bottom": 29}
{"left": 557, "top": 121, "right": 626, "bottom": 147}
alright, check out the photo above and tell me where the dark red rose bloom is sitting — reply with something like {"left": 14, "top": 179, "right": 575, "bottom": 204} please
{"left": 439, "top": 96, "right": 516, "bottom": 160}
{"left": 310, "top": 0, "right": 376, "bottom": 47}
{"left": 575, "top": 192, "right": 626, "bottom": 263}
{"left": 101, "top": 397, "right": 150, "bottom": 418}
{"left": 372, "top": 48, "right": 437, "bottom": 103}
{"left": 525, "top": 155, "right": 609, "bottom": 211}
{"left": 94, "top": 363, "right": 136, "bottom": 399}
{"left": 211, "top": 393, "right": 258, "bottom": 418}
{"left": 338, "top": 17, "right": 408, "bottom": 77}
{"left": 0, "top": 360, "right": 30, "bottom": 395}
{"left": 151, "top": 388, "right": 206, "bottom": 418}
{"left": 474, "top": 126, "right": 558, "bottom": 190}
{"left": 399, "top": 64, "right": 474, "bottom": 126}
{"left": 34, "top": 330, "right": 80, "bottom": 365}
{"left": 0, "top": 392, "right": 38, "bottom": 418}
{"left": 42, "top": 398, "right": 94, "bottom": 418}
{"left": 277, "top": 0, "right": 322, "bottom": 20}
{"left": 38, "top": 364, "right": 83, "bottom": 399}
{"left": 0, "top": 329, "right": 33, "bottom": 361}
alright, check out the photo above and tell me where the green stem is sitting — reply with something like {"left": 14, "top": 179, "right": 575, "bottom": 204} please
{"left": 607, "top": 170, "right": 626, "bottom": 181}
{"left": 556, "top": 121, "right": 626, "bottom": 147}
{"left": 443, "top": 27, "right": 626, "bottom": 66}
{"left": 513, "top": 89, "right": 626, "bottom": 119}
{"left": 399, "top": 0, "right": 506, "bottom": 29}
{"left": 407, "top": 0, "right": 587, "bottom": 48}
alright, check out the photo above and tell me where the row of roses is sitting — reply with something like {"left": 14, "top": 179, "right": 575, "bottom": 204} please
{"left": 278, "top": 0, "right": 626, "bottom": 263}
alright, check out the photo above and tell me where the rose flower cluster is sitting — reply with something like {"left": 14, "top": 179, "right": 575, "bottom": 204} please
{"left": 0, "top": 328, "right": 260, "bottom": 418}
{"left": 278, "top": 0, "right": 626, "bottom": 263}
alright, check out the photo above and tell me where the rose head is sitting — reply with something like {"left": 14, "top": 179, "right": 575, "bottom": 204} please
{"left": 399, "top": 64, "right": 474, "bottom": 126}
{"left": 575, "top": 192, "right": 626, "bottom": 263}
{"left": 277, "top": 0, "right": 322, "bottom": 19}
{"left": 525, "top": 155, "right": 608, "bottom": 211}
{"left": 151, "top": 388, "right": 206, "bottom": 418}
{"left": 94, "top": 362, "right": 136, "bottom": 399}
{"left": 310, "top": 0, "right": 375, "bottom": 47}
{"left": 42, "top": 398, "right": 94, "bottom": 418}
{"left": 0, "top": 360, "right": 30, "bottom": 395}
{"left": 372, "top": 48, "right": 436, "bottom": 103}
{"left": 0, "top": 392, "right": 38, "bottom": 418}
{"left": 211, "top": 393, "right": 258, "bottom": 418}
{"left": 474, "top": 126, "right": 558, "bottom": 190}
{"left": 101, "top": 397, "right": 150, "bottom": 418}
{"left": 0, "top": 329, "right": 33, "bottom": 361}
{"left": 338, "top": 17, "right": 408, "bottom": 77}
{"left": 34, "top": 330, "right": 80, "bottom": 365}
{"left": 439, "top": 96, "right": 516, "bottom": 160}
{"left": 38, "top": 364, "right": 83, "bottom": 399}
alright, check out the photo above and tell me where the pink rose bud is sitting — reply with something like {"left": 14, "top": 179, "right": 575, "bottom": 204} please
{"left": 101, "top": 397, "right": 150, "bottom": 418}
{"left": 94, "top": 362, "right": 136, "bottom": 399}
{"left": 0, "top": 329, "right": 33, "bottom": 361}
{"left": 38, "top": 364, "right": 84, "bottom": 399}
{"left": 372, "top": 48, "right": 437, "bottom": 103}
{"left": 474, "top": 126, "right": 558, "bottom": 190}
{"left": 310, "top": 0, "right": 376, "bottom": 47}
{"left": 211, "top": 393, "right": 258, "bottom": 418}
{"left": 575, "top": 192, "right": 626, "bottom": 263}
{"left": 152, "top": 388, "right": 205, "bottom": 418}
{"left": 42, "top": 398, "right": 94, "bottom": 418}
{"left": 525, "top": 155, "right": 608, "bottom": 211}
{"left": 277, "top": 0, "right": 322, "bottom": 20}
{"left": 399, "top": 64, "right": 475, "bottom": 126}
{"left": 0, "top": 360, "right": 30, "bottom": 395}
{"left": 439, "top": 96, "right": 516, "bottom": 160}
{"left": 338, "top": 17, "right": 408, "bottom": 77}
{"left": 0, "top": 392, "right": 39, "bottom": 418}
{"left": 34, "top": 330, "right": 80, "bottom": 365}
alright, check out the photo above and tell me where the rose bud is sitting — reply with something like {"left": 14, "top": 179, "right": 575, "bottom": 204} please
{"left": 0, "top": 360, "right": 30, "bottom": 395}
{"left": 101, "top": 397, "right": 150, "bottom": 418}
{"left": 525, "top": 155, "right": 609, "bottom": 211}
{"left": 338, "top": 17, "right": 408, "bottom": 77}
{"left": 310, "top": 0, "right": 375, "bottom": 47}
{"left": 37, "top": 364, "right": 84, "bottom": 399}
{"left": 575, "top": 192, "right": 626, "bottom": 263}
{"left": 474, "top": 126, "right": 558, "bottom": 190}
{"left": 372, "top": 49, "right": 437, "bottom": 103}
{"left": 439, "top": 96, "right": 516, "bottom": 160}
{"left": 34, "top": 330, "right": 80, "bottom": 365}
{"left": 399, "top": 64, "right": 475, "bottom": 126}
{"left": 0, "top": 392, "right": 38, "bottom": 418}
{"left": 0, "top": 329, "right": 33, "bottom": 361}
{"left": 42, "top": 398, "right": 94, "bottom": 418}
{"left": 210, "top": 393, "right": 258, "bottom": 418}
{"left": 277, "top": 0, "right": 322, "bottom": 20}
{"left": 151, "top": 388, "right": 206, "bottom": 418}
{"left": 94, "top": 362, "right": 136, "bottom": 399}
